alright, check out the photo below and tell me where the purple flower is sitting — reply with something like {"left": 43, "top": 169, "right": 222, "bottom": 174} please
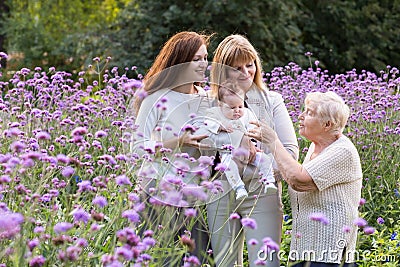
{"left": 0, "top": 52, "right": 8, "bottom": 59}
{"left": 54, "top": 222, "right": 73, "bottom": 233}
{"left": 241, "top": 217, "right": 257, "bottom": 230}
{"left": 353, "top": 217, "right": 368, "bottom": 228}
{"left": 181, "top": 185, "right": 208, "bottom": 201}
{"left": 0, "top": 212, "right": 24, "bottom": 239}
{"left": 29, "top": 255, "right": 46, "bottom": 267}
{"left": 221, "top": 144, "right": 234, "bottom": 151}
{"left": 100, "top": 154, "right": 116, "bottom": 165}
{"left": 254, "top": 259, "right": 267, "bottom": 265}
{"left": 95, "top": 130, "right": 108, "bottom": 138}
{"left": 22, "top": 158, "right": 35, "bottom": 168}
{"left": 71, "top": 126, "right": 87, "bottom": 136}
{"left": 115, "top": 175, "right": 132, "bottom": 186}
{"left": 7, "top": 157, "right": 21, "bottom": 168}
{"left": 90, "top": 224, "right": 100, "bottom": 232}
{"left": 124, "top": 79, "right": 142, "bottom": 89}
{"left": 394, "top": 189, "right": 400, "bottom": 198}
{"left": 142, "top": 236, "right": 156, "bottom": 248}
{"left": 133, "top": 88, "right": 147, "bottom": 100}
{"left": 182, "top": 124, "right": 197, "bottom": 133}
{"left": 173, "top": 160, "right": 190, "bottom": 174}
{"left": 163, "top": 190, "right": 186, "bottom": 207}
{"left": 140, "top": 253, "right": 152, "bottom": 261}
{"left": 61, "top": 166, "right": 75, "bottom": 178}
{"left": 262, "top": 237, "right": 280, "bottom": 251}
{"left": 92, "top": 196, "right": 108, "bottom": 208}
{"left": 359, "top": 198, "right": 366, "bottom": 206}
{"left": 184, "top": 208, "right": 197, "bottom": 217}
{"left": 72, "top": 208, "right": 90, "bottom": 224}
{"left": 197, "top": 156, "right": 214, "bottom": 166}
{"left": 105, "top": 261, "right": 124, "bottom": 267}
{"left": 75, "top": 238, "right": 88, "bottom": 247}
{"left": 65, "top": 245, "right": 82, "bottom": 261}
{"left": 22, "top": 151, "right": 42, "bottom": 160}
{"left": 40, "top": 194, "right": 52, "bottom": 202}
{"left": 56, "top": 154, "right": 70, "bottom": 164}
{"left": 121, "top": 209, "right": 140, "bottom": 223}
{"left": 115, "top": 154, "right": 127, "bottom": 161}
{"left": 0, "top": 175, "right": 11, "bottom": 184}
{"left": 183, "top": 255, "right": 200, "bottom": 265}
{"left": 214, "top": 163, "right": 228, "bottom": 172}
{"left": 248, "top": 238, "right": 258, "bottom": 246}
{"left": 128, "top": 193, "right": 140, "bottom": 203}
{"left": 143, "top": 230, "right": 154, "bottom": 237}
{"left": 77, "top": 180, "right": 94, "bottom": 192}
{"left": 28, "top": 238, "right": 40, "bottom": 251}
{"left": 363, "top": 226, "right": 375, "bottom": 235}
{"left": 36, "top": 131, "right": 51, "bottom": 140}
{"left": 229, "top": 213, "right": 240, "bottom": 220}
{"left": 377, "top": 217, "right": 385, "bottom": 224}
{"left": 115, "top": 246, "right": 133, "bottom": 261}
{"left": 4, "top": 127, "right": 22, "bottom": 137}
{"left": 10, "top": 141, "right": 26, "bottom": 153}
{"left": 34, "top": 226, "right": 44, "bottom": 233}
{"left": 309, "top": 212, "right": 329, "bottom": 225}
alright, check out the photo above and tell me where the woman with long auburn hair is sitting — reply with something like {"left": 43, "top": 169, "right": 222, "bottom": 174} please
{"left": 131, "top": 31, "right": 214, "bottom": 265}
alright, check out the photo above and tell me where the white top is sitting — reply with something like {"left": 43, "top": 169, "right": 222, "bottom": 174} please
{"left": 289, "top": 135, "right": 362, "bottom": 263}
{"left": 203, "top": 106, "right": 258, "bottom": 148}
{"left": 131, "top": 86, "right": 213, "bottom": 182}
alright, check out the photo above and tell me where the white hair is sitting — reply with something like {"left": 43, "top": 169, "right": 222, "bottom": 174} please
{"left": 305, "top": 91, "right": 350, "bottom": 134}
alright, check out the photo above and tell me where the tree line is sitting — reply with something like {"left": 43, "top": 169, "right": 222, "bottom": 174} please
{"left": 1, "top": 0, "right": 399, "bottom": 76}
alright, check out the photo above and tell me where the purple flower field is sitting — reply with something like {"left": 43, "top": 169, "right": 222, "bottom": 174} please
{"left": 0, "top": 53, "right": 399, "bottom": 266}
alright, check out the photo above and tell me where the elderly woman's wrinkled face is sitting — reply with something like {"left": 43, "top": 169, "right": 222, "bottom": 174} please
{"left": 298, "top": 102, "right": 324, "bottom": 140}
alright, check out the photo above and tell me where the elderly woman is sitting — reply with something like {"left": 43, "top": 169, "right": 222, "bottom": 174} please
{"left": 248, "top": 91, "right": 362, "bottom": 267}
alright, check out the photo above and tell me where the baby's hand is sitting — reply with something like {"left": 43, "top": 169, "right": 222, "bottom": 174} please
{"left": 219, "top": 124, "right": 233, "bottom": 133}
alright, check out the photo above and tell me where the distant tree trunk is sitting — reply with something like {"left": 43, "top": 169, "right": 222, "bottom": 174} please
{"left": 0, "top": 1, "right": 10, "bottom": 68}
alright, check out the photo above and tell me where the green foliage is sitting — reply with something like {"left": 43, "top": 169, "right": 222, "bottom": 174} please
{"left": 301, "top": 0, "right": 400, "bottom": 73}
{"left": 1, "top": 0, "right": 128, "bottom": 73}
{"left": 107, "top": 0, "right": 306, "bottom": 74}
{"left": 1, "top": 0, "right": 400, "bottom": 75}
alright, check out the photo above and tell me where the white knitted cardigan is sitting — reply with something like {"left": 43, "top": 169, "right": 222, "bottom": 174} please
{"left": 289, "top": 135, "right": 363, "bottom": 263}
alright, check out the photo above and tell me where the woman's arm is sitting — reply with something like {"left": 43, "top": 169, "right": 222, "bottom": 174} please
{"left": 269, "top": 92, "right": 299, "bottom": 160}
{"left": 248, "top": 121, "right": 317, "bottom": 192}
{"left": 131, "top": 95, "right": 161, "bottom": 155}
{"left": 131, "top": 95, "right": 210, "bottom": 154}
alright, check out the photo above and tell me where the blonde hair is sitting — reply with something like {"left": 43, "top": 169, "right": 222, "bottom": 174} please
{"left": 210, "top": 34, "right": 265, "bottom": 97}
{"left": 305, "top": 91, "right": 350, "bottom": 134}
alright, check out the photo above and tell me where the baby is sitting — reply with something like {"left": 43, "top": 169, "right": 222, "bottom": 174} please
{"left": 204, "top": 81, "right": 277, "bottom": 200}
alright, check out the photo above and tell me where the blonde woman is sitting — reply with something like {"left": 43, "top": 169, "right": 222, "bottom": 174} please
{"left": 207, "top": 35, "right": 299, "bottom": 266}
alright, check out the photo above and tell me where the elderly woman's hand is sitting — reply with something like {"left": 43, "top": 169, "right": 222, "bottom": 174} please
{"left": 247, "top": 121, "right": 279, "bottom": 149}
